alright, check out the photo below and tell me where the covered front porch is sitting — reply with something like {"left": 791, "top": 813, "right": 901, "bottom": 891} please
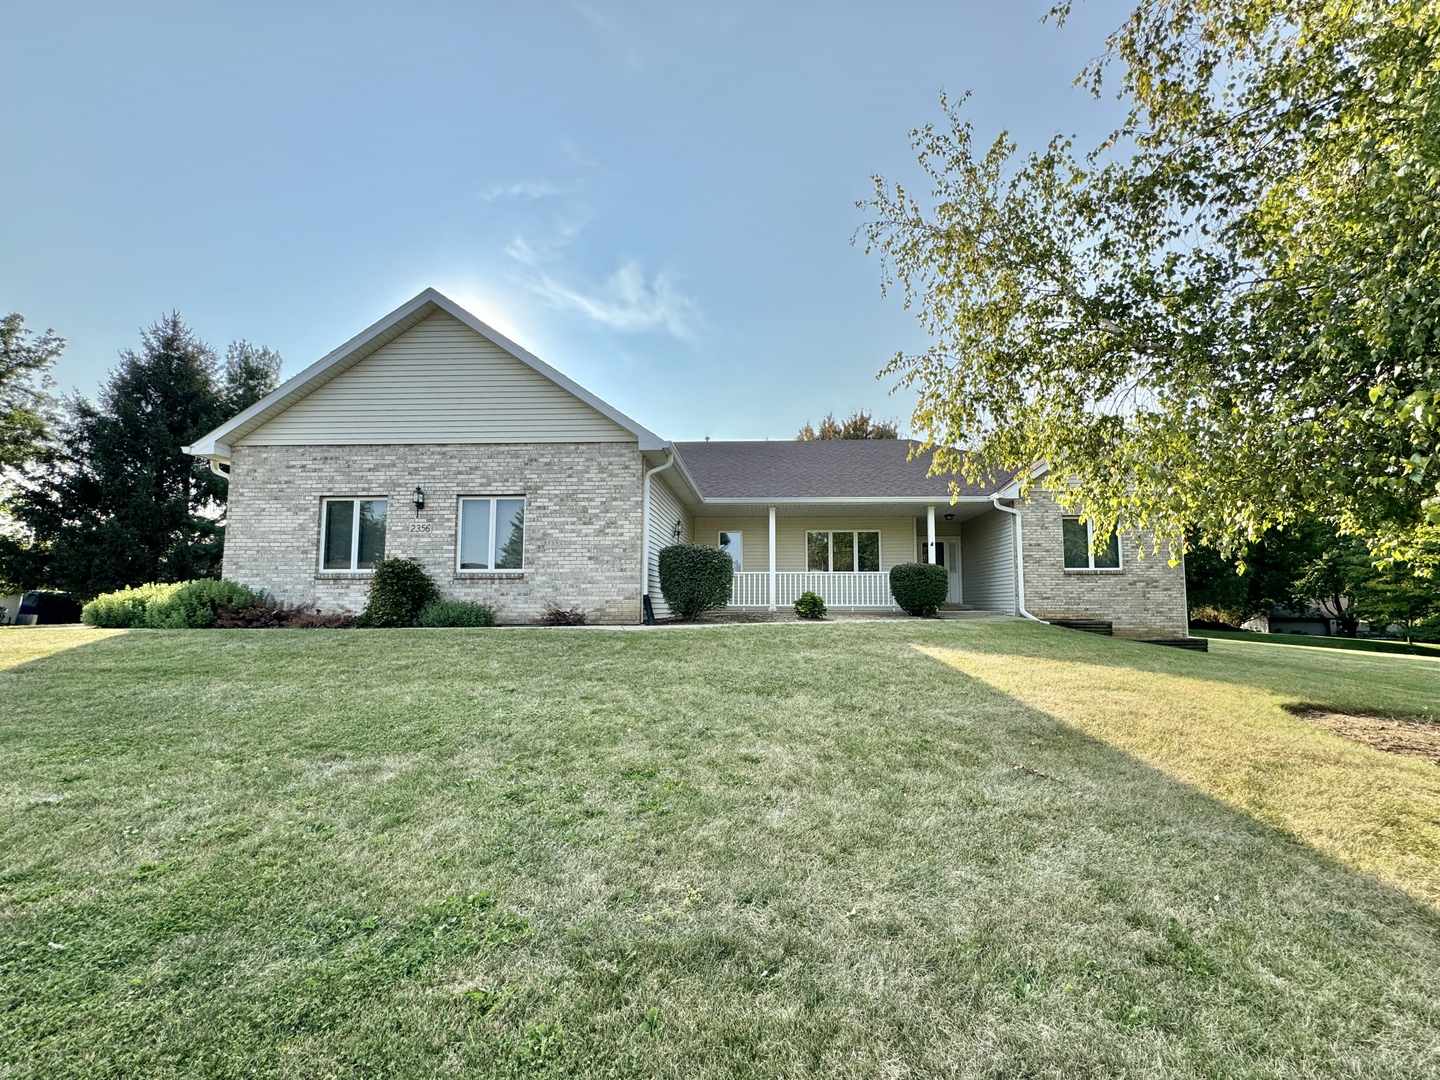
{"left": 693, "top": 497, "right": 1019, "bottom": 613}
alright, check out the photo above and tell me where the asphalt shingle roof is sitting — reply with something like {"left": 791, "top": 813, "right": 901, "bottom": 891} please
{"left": 672, "top": 440, "right": 1009, "bottom": 500}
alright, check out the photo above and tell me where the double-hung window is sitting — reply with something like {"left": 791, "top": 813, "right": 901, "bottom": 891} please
{"left": 806, "top": 530, "right": 880, "bottom": 572}
{"left": 458, "top": 497, "right": 526, "bottom": 572}
{"left": 1062, "top": 517, "right": 1121, "bottom": 570}
{"left": 321, "top": 498, "right": 387, "bottom": 571}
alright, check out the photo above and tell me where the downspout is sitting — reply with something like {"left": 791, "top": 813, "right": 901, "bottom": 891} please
{"left": 991, "top": 495, "right": 1047, "bottom": 623}
{"left": 641, "top": 449, "right": 675, "bottom": 624}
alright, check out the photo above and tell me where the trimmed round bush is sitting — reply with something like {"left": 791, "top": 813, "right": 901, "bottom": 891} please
{"left": 794, "top": 591, "right": 827, "bottom": 620}
{"left": 359, "top": 558, "right": 441, "bottom": 627}
{"left": 657, "top": 544, "right": 734, "bottom": 621}
{"left": 889, "top": 562, "right": 948, "bottom": 617}
{"left": 416, "top": 600, "right": 496, "bottom": 627}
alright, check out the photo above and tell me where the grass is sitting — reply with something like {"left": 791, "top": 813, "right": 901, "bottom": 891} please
{"left": 1, "top": 622, "right": 1439, "bottom": 1078}
{"left": 1201, "top": 627, "right": 1440, "bottom": 658}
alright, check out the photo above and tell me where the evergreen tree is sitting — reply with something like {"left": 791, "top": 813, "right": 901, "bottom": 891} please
{"left": 5, "top": 314, "right": 281, "bottom": 597}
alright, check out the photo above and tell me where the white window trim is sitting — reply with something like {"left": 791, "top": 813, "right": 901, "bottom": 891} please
{"left": 318, "top": 497, "right": 388, "bottom": 573}
{"left": 718, "top": 530, "right": 742, "bottom": 573}
{"left": 456, "top": 495, "right": 527, "bottom": 574}
{"left": 1062, "top": 516, "right": 1124, "bottom": 572}
{"left": 805, "top": 530, "right": 882, "bottom": 573}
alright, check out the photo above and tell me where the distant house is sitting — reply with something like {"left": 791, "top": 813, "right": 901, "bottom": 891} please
{"left": 185, "top": 289, "right": 1189, "bottom": 636}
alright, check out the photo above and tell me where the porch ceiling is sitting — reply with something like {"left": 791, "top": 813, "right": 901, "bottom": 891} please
{"left": 692, "top": 498, "right": 997, "bottom": 520}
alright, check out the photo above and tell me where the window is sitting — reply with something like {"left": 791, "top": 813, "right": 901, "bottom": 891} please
{"left": 1062, "top": 517, "right": 1121, "bottom": 570}
{"left": 806, "top": 531, "right": 880, "bottom": 572}
{"left": 718, "top": 531, "right": 742, "bottom": 572}
{"left": 321, "top": 498, "right": 387, "bottom": 571}
{"left": 458, "top": 497, "right": 526, "bottom": 571}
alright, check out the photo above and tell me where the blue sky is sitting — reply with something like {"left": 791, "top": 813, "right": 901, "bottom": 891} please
{"left": 3, "top": 1, "right": 1128, "bottom": 440}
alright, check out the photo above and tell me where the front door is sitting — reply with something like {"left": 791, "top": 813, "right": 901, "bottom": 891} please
{"left": 918, "top": 538, "right": 964, "bottom": 604}
{"left": 945, "top": 540, "right": 962, "bottom": 604}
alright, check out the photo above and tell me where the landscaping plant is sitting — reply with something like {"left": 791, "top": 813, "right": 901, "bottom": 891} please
{"left": 888, "top": 562, "right": 948, "bottom": 617}
{"left": 358, "top": 558, "right": 441, "bottom": 627}
{"left": 794, "top": 591, "right": 827, "bottom": 619}
{"left": 540, "top": 604, "right": 587, "bottom": 626}
{"left": 416, "top": 600, "right": 497, "bottom": 628}
{"left": 657, "top": 543, "right": 733, "bottom": 621}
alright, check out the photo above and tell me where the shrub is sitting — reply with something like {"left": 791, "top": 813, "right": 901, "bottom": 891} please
{"left": 889, "top": 562, "right": 948, "bottom": 617}
{"left": 144, "top": 579, "right": 259, "bottom": 629}
{"left": 794, "top": 591, "right": 827, "bottom": 620}
{"left": 540, "top": 604, "right": 587, "bottom": 626}
{"left": 283, "top": 610, "right": 358, "bottom": 629}
{"left": 657, "top": 544, "right": 734, "bottom": 621}
{"left": 82, "top": 583, "right": 183, "bottom": 628}
{"left": 358, "top": 559, "right": 441, "bottom": 627}
{"left": 416, "top": 600, "right": 496, "bottom": 628}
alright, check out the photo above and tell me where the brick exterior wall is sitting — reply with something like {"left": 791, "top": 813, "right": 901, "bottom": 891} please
{"left": 1018, "top": 489, "right": 1189, "bottom": 639}
{"left": 223, "top": 443, "right": 644, "bottom": 624}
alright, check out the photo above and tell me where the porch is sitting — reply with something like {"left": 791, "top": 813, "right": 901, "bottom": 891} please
{"left": 698, "top": 499, "right": 1019, "bottom": 613}
{"left": 730, "top": 570, "right": 898, "bottom": 610}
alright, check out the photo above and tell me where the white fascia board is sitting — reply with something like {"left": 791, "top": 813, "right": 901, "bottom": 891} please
{"left": 697, "top": 495, "right": 999, "bottom": 505}
{"left": 993, "top": 462, "right": 1051, "bottom": 500}
{"left": 183, "top": 288, "right": 667, "bottom": 462}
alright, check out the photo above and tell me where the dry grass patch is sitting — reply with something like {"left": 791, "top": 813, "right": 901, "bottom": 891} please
{"left": 919, "top": 643, "right": 1440, "bottom": 910}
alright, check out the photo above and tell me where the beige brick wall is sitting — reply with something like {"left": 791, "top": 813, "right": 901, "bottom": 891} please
{"left": 223, "top": 442, "right": 644, "bottom": 624}
{"left": 1018, "top": 489, "right": 1189, "bottom": 639}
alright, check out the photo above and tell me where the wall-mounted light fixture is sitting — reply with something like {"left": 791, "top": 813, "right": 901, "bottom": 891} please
{"left": 672, "top": 518, "right": 683, "bottom": 542}
{"left": 412, "top": 485, "right": 425, "bottom": 517}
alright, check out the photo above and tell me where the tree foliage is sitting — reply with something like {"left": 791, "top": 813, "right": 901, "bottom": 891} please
{"left": 797, "top": 410, "right": 900, "bottom": 440}
{"left": 3, "top": 314, "right": 281, "bottom": 598}
{"left": 0, "top": 314, "right": 62, "bottom": 470}
{"left": 861, "top": 0, "right": 1440, "bottom": 568}
{"left": 1187, "top": 515, "right": 1440, "bottom": 636}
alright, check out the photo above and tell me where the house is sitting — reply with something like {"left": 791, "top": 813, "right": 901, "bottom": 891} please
{"left": 184, "top": 289, "right": 1190, "bottom": 637}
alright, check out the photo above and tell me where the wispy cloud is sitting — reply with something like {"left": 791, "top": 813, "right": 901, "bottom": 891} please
{"left": 523, "top": 260, "right": 702, "bottom": 341}
{"left": 477, "top": 180, "right": 561, "bottom": 202}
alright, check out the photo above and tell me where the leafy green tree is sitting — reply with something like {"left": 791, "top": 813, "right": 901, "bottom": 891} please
{"left": 797, "top": 410, "right": 900, "bottom": 440}
{"left": 4, "top": 314, "right": 281, "bottom": 597}
{"left": 861, "top": 0, "right": 1440, "bottom": 568}
{"left": 0, "top": 314, "right": 63, "bottom": 469}
{"left": 1350, "top": 564, "right": 1440, "bottom": 644}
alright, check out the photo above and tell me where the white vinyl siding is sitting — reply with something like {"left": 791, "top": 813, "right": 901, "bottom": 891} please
{"left": 646, "top": 475, "right": 692, "bottom": 620}
{"left": 238, "top": 312, "right": 635, "bottom": 446}
{"left": 960, "top": 509, "right": 1016, "bottom": 614}
{"left": 692, "top": 517, "right": 915, "bottom": 573}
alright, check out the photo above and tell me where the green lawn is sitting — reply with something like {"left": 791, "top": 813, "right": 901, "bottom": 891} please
{"left": 1201, "top": 627, "right": 1440, "bottom": 658}
{"left": 2, "top": 623, "right": 1439, "bottom": 1078}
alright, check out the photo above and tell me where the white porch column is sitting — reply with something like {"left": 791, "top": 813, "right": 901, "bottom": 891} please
{"left": 927, "top": 505, "right": 936, "bottom": 564}
{"left": 767, "top": 505, "right": 777, "bottom": 611}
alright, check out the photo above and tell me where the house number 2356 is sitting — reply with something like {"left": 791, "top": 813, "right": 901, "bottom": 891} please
{"left": 407, "top": 522, "right": 432, "bottom": 534}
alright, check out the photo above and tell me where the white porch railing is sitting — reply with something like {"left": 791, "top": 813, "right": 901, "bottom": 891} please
{"left": 728, "top": 571, "right": 898, "bottom": 609}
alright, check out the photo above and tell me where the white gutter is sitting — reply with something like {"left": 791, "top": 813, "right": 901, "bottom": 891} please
{"left": 641, "top": 449, "right": 676, "bottom": 622}
{"left": 991, "top": 495, "right": 1047, "bottom": 623}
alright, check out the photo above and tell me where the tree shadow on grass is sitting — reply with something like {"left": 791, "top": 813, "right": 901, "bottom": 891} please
{"left": 904, "top": 618, "right": 1440, "bottom": 721}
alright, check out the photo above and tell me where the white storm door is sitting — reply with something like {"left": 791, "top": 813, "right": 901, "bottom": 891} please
{"left": 946, "top": 540, "right": 962, "bottom": 603}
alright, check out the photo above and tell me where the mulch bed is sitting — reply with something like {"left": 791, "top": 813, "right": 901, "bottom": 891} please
{"left": 1288, "top": 705, "right": 1440, "bottom": 765}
